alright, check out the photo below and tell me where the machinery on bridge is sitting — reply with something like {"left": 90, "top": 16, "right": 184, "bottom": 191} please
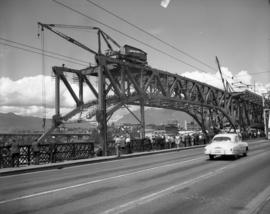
{"left": 37, "top": 22, "right": 270, "bottom": 155}
{"left": 38, "top": 23, "right": 147, "bottom": 66}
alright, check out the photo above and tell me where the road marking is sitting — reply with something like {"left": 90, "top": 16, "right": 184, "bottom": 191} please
{"left": 0, "top": 156, "right": 204, "bottom": 205}
{"left": 101, "top": 152, "right": 269, "bottom": 214}
{"left": 0, "top": 150, "right": 203, "bottom": 178}
{"left": 238, "top": 185, "right": 270, "bottom": 214}
{"left": 101, "top": 166, "right": 227, "bottom": 214}
{"left": 0, "top": 140, "right": 266, "bottom": 179}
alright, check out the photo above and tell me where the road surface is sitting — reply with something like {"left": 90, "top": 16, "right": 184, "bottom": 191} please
{"left": 0, "top": 139, "right": 270, "bottom": 214}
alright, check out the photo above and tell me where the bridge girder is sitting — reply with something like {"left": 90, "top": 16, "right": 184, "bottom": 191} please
{"left": 38, "top": 55, "right": 267, "bottom": 151}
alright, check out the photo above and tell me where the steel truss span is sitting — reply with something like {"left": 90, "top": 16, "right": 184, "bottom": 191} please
{"left": 38, "top": 55, "right": 268, "bottom": 152}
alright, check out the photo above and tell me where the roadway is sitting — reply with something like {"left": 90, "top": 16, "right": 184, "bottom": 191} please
{"left": 0, "top": 139, "right": 270, "bottom": 214}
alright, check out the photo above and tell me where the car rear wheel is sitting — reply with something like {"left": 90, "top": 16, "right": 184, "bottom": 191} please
{"left": 243, "top": 147, "right": 248, "bottom": 157}
{"left": 209, "top": 155, "right": 215, "bottom": 160}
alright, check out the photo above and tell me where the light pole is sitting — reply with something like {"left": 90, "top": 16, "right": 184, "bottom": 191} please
{"left": 262, "top": 92, "right": 270, "bottom": 140}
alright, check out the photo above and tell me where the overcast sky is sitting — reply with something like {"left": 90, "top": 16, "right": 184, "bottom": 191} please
{"left": 0, "top": 0, "right": 269, "bottom": 118}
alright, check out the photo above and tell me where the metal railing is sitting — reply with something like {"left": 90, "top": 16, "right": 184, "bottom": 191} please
{"left": 0, "top": 142, "right": 94, "bottom": 168}
{"left": 0, "top": 138, "right": 208, "bottom": 168}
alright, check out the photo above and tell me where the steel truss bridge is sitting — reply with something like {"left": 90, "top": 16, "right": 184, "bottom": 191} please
{"left": 37, "top": 23, "right": 270, "bottom": 155}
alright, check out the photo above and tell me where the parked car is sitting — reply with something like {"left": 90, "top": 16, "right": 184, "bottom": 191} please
{"left": 204, "top": 133, "right": 248, "bottom": 160}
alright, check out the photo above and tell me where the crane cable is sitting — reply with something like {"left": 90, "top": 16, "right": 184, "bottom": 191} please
{"left": 38, "top": 25, "right": 47, "bottom": 131}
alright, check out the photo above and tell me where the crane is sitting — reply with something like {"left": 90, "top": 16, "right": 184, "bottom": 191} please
{"left": 37, "top": 22, "right": 147, "bottom": 65}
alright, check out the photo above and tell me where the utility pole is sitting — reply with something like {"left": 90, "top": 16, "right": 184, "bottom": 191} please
{"left": 262, "top": 92, "right": 270, "bottom": 140}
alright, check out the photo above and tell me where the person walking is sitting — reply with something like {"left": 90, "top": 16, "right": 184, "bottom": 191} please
{"left": 10, "top": 139, "right": 20, "bottom": 167}
{"left": 32, "top": 139, "right": 40, "bottom": 165}
{"left": 125, "top": 134, "right": 132, "bottom": 154}
{"left": 114, "top": 135, "right": 121, "bottom": 158}
{"left": 175, "top": 135, "right": 181, "bottom": 149}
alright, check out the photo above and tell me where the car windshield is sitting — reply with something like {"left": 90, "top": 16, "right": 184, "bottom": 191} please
{"left": 213, "top": 137, "right": 231, "bottom": 142}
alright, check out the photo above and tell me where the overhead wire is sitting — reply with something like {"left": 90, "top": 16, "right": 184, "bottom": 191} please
{"left": 0, "top": 42, "right": 88, "bottom": 66}
{"left": 85, "top": 0, "right": 217, "bottom": 72}
{"left": 0, "top": 37, "right": 89, "bottom": 65}
{"left": 52, "top": 0, "right": 210, "bottom": 73}
{"left": 85, "top": 0, "right": 270, "bottom": 89}
{"left": 40, "top": 28, "right": 47, "bottom": 130}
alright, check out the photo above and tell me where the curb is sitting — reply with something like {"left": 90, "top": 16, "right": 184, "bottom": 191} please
{"left": 0, "top": 145, "right": 205, "bottom": 176}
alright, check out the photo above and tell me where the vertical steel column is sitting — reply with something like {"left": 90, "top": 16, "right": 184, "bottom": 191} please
{"left": 140, "top": 69, "right": 145, "bottom": 139}
{"left": 97, "top": 56, "right": 107, "bottom": 156}
{"left": 140, "top": 101, "right": 145, "bottom": 139}
{"left": 55, "top": 71, "right": 60, "bottom": 116}
{"left": 120, "top": 67, "right": 125, "bottom": 95}
{"left": 79, "top": 75, "right": 83, "bottom": 103}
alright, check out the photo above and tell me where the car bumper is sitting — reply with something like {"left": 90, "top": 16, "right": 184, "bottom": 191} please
{"left": 205, "top": 149, "right": 235, "bottom": 156}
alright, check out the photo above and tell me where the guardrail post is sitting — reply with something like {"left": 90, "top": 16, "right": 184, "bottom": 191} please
{"left": 27, "top": 145, "right": 31, "bottom": 165}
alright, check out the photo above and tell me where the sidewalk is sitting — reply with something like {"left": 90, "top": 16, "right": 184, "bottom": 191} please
{"left": 1, "top": 138, "right": 268, "bottom": 177}
{"left": 0, "top": 144, "right": 205, "bottom": 176}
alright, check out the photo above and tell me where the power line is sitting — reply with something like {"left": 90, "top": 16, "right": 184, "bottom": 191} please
{"left": 52, "top": 0, "right": 210, "bottom": 73}
{"left": 0, "top": 37, "right": 89, "bottom": 65}
{"left": 0, "top": 42, "right": 88, "bottom": 66}
{"left": 85, "top": 0, "right": 217, "bottom": 72}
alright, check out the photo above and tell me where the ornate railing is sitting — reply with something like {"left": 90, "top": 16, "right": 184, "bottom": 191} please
{"left": 0, "top": 137, "right": 209, "bottom": 168}
{"left": 0, "top": 142, "right": 94, "bottom": 168}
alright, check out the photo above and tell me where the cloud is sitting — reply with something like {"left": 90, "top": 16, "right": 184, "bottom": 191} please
{"left": 0, "top": 75, "right": 96, "bottom": 117}
{"left": 0, "top": 69, "right": 269, "bottom": 119}
{"left": 180, "top": 67, "right": 268, "bottom": 94}
{"left": 181, "top": 68, "right": 226, "bottom": 89}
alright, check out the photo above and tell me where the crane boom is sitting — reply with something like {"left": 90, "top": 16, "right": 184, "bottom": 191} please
{"left": 216, "top": 56, "right": 227, "bottom": 92}
{"left": 215, "top": 56, "right": 233, "bottom": 93}
{"left": 38, "top": 22, "right": 98, "bottom": 55}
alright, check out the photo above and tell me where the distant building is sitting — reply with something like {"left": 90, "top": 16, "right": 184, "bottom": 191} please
{"left": 185, "top": 120, "right": 200, "bottom": 131}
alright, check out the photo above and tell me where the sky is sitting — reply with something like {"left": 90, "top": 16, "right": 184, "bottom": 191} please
{"left": 0, "top": 0, "right": 270, "bottom": 119}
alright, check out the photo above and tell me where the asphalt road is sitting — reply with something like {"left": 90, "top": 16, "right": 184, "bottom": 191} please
{"left": 0, "top": 139, "right": 270, "bottom": 214}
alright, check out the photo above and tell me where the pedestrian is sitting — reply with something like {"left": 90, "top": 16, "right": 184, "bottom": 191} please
{"left": 161, "top": 135, "right": 165, "bottom": 150}
{"left": 175, "top": 135, "right": 181, "bottom": 149}
{"left": 32, "top": 139, "right": 40, "bottom": 165}
{"left": 187, "top": 134, "right": 191, "bottom": 146}
{"left": 181, "top": 134, "right": 185, "bottom": 147}
{"left": 10, "top": 139, "right": 20, "bottom": 167}
{"left": 114, "top": 135, "right": 121, "bottom": 158}
{"left": 125, "top": 135, "right": 132, "bottom": 154}
{"left": 49, "top": 140, "right": 57, "bottom": 163}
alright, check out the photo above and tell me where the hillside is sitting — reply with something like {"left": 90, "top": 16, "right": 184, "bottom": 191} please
{"left": 116, "top": 108, "right": 192, "bottom": 125}
{"left": 0, "top": 108, "right": 193, "bottom": 133}
{"left": 0, "top": 112, "right": 52, "bottom": 133}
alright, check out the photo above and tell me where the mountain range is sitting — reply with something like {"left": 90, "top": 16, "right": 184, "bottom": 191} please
{"left": 0, "top": 109, "right": 192, "bottom": 133}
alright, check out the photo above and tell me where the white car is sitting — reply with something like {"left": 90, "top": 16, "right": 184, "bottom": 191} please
{"left": 204, "top": 133, "right": 248, "bottom": 160}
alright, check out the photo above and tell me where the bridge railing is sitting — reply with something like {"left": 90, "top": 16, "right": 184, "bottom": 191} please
{"left": 0, "top": 138, "right": 208, "bottom": 168}
{"left": 106, "top": 137, "right": 207, "bottom": 156}
{"left": 0, "top": 142, "right": 95, "bottom": 168}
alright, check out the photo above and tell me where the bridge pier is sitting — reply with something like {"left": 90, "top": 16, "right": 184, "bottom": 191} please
{"left": 140, "top": 100, "right": 145, "bottom": 139}
{"left": 97, "top": 56, "right": 108, "bottom": 156}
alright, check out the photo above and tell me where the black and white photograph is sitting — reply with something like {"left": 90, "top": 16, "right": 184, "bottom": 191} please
{"left": 0, "top": 0, "right": 270, "bottom": 213}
